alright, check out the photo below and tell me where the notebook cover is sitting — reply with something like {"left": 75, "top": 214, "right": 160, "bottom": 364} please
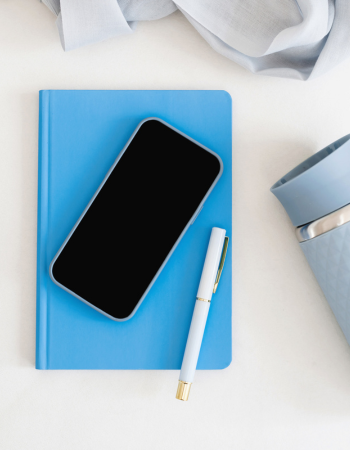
{"left": 36, "top": 90, "right": 232, "bottom": 369}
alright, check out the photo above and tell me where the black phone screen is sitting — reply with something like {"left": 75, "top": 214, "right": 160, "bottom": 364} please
{"left": 51, "top": 119, "right": 222, "bottom": 320}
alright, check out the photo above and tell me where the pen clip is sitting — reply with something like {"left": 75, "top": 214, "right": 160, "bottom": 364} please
{"left": 213, "top": 236, "right": 229, "bottom": 294}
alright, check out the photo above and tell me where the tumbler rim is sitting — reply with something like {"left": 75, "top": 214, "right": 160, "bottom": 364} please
{"left": 271, "top": 134, "right": 350, "bottom": 227}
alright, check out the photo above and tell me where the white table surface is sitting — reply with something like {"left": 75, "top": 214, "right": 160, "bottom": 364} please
{"left": 2, "top": 2, "right": 350, "bottom": 449}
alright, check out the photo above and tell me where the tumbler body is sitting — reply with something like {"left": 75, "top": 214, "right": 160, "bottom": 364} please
{"left": 300, "top": 221, "right": 350, "bottom": 344}
{"left": 271, "top": 134, "right": 350, "bottom": 346}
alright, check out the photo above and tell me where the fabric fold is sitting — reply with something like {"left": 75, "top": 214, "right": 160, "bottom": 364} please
{"left": 59, "top": 0, "right": 132, "bottom": 51}
{"left": 40, "top": 0, "right": 350, "bottom": 80}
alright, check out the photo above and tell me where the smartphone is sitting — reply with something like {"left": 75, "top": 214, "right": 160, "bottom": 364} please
{"left": 50, "top": 118, "right": 223, "bottom": 321}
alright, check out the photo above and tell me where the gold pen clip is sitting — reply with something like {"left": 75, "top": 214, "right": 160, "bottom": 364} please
{"left": 213, "top": 236, "right": 229, "bottom": 294}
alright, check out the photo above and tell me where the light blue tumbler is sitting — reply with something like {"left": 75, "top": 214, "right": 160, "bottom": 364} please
{"left": 271, "top": 135, "right": 350, "bottom": 344}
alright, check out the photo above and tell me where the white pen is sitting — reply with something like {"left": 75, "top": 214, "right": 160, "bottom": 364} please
{"left": 176, "top": 227, "right": 229, "bottom": 401}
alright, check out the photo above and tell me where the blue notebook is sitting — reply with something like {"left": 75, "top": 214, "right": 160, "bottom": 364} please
{"left": 36, "top": 90, "right": 232, "bottom": 369}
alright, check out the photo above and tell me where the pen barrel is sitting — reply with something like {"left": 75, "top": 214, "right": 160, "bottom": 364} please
{"left": 179, "top": 299, "right": 210, "bottom": 383}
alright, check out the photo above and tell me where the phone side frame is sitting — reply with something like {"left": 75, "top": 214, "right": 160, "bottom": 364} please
{"left": 49, "top": 117, "right": 224, "bottom": 321}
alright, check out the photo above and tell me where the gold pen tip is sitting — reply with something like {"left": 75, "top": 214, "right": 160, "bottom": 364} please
{"left": 176, "top": 380, "right": 191, "bottom": 401}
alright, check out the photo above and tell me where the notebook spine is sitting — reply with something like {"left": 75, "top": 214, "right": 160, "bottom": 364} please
{"left": 36, "top": 91, "right": 50, "bottom": 369}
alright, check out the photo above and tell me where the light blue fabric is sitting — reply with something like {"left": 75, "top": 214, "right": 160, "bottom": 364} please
{"left": 36, "top": 90, "right": 232, "bottom": 370}
{"left": 41, "top": 0, "right": 350, "bottom": 80}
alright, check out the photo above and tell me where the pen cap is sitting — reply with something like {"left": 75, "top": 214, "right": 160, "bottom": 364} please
{"left": 197, "top": 227, "right": 226, "bottom": 301}
{"left": 270, "top": 134, "right": 350, "bottom": 227}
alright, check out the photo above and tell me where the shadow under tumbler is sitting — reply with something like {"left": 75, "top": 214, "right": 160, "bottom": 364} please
{"left": 271, "top": 134, "right": 350, "bottom": 345}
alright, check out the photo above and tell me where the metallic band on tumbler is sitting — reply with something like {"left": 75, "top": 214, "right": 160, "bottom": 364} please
{"left": 296, "top": 203, "right": 350, "bottom": 242}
